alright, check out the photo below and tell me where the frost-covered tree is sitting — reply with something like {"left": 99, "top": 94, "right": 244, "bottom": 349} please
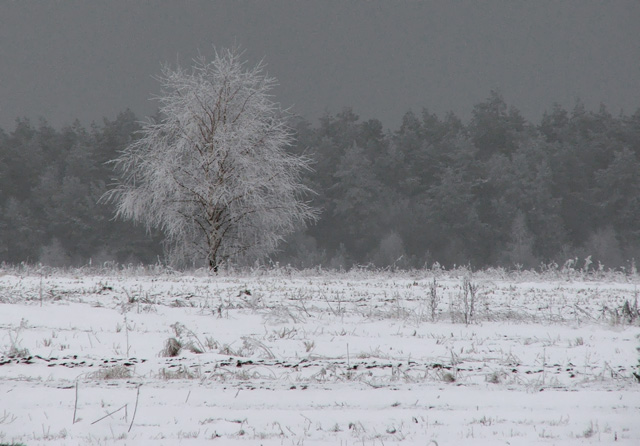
{"left": 106, "top": 48, "right": 316, "bottom": 270}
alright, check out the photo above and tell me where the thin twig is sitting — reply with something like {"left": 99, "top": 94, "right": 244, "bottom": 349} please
{"left": 574, "top": 304, "right": 596, "bottom": 320}
{"left": 128, "top": 385, "right": 141, "bottom": 433}
{"left": 125, "top": 315, "right": 130, "bottom": 357}
{"left": 91, "top": 404, "right": 127, "bottom": 425}
{"left": 347, "top": 343, "right": 350, "bottom": 369}
{"left": 73, "top": 380, "right": 79, "bottom": 424}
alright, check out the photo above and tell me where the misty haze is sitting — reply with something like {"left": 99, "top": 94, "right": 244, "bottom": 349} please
{"left": 0, "top": 2, "right": 639, "bottom": 445}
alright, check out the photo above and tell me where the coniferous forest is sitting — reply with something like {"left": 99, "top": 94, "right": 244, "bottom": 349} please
{"left": 1, "top": 92, "right": 639, "bottom": 270}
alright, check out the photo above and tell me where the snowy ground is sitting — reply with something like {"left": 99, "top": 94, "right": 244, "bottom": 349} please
{"left": 0, "top": 267, "right": 638, "bottom": 445}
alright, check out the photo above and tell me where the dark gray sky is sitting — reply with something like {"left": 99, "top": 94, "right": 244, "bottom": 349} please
{"left": 1, "top": 1, "right": 639, "bottom": 130}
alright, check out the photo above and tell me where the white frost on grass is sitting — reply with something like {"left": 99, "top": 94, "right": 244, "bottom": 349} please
{"left": 0, "top": 268, "right": 638, "bottom": 444}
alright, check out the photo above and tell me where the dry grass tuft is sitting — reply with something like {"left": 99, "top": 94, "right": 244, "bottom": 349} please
{"left": 90, "top": 364, "right": 133, "bottom": 380}
{"left": 161, "top": 337, "right": 182, "bottom": 357}
{"left": 183, "top": 341, "right": 204, "bottom": 354}
{"left": 441, "top": 372, "right": 456, "bottom": 383}
{"left": 6, "top": 345, "right": 30, "bottom": 359}
{"left": 158, "top": 365, "right": 200, "bottom": 380}
{"left": 4, "top": 327, "right": 30, "bottom": 359}
{"left": 486, "top": 371, "right": 501, "bottom": 384}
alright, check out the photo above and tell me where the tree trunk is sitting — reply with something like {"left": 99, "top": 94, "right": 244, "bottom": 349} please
{"left": 208, "top": 252, "right": 219, "bottom": 273}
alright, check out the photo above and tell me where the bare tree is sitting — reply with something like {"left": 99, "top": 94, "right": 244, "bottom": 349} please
{"left": 106, "top": 48, "right": 316, "bottom": 270}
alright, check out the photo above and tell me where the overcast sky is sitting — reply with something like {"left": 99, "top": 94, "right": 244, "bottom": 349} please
{"left": 1, "top": 1, "right": 639, "bottom": 130}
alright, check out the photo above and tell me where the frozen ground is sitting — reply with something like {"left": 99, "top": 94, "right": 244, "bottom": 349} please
{"left": 0, "top": 267, "right": 638, "bottom": 445}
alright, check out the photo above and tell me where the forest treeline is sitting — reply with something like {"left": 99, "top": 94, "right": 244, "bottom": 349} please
{"left": 1, "top": 92, "right": 639, "bottom": 270}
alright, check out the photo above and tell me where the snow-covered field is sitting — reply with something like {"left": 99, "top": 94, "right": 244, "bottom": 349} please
{"left": 1, "top": 267, "right": 638, "bottom": 445}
